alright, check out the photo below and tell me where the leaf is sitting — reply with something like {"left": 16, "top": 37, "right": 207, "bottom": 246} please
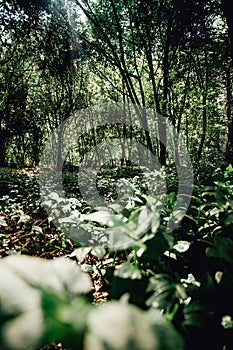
{"left": 32, "top": 225, "right": 43, "bottom": 234}
{"left": 215, "top": 188, "right": 226, "bottom": 206}
{"left": 0, "top": 215, "right": 7, "bottom": 227}
{"left": 0, "top": 255, "right": 93, "bottom": 349}
{"left": 0, "top": 263, "right": 43, "bottom": 349}
{"left": 209, "top": 207, "right": 222, "bottom": 217}
{"left": 40, "top": 292, "right": 90, "bottom": 348}
{"left": 151, "top": 212, "right": 160, "bottom": 234}
{"left": 134, "top": 206, "right": 155, "bottom": 237}
{"left": 81, "top": 264, "right": 93, "bottom": 273}
{"left": 2, "top": 308, "right": 44, "bottom": 350}
{"left": 224, "top": 213, "right": 233, "bottom": 226}
{"left": 173, "top": 241, "right": 191, "bottom": 253}
{"left": 83, "top": 211, "right": 121, "bottom": 227}
{"left": 114, "top": 262, "right": 142, "bottom": 280}
{"left": 146, "top": 274, "right": 177, "bottom": 310}
{"left": 140, "top": 232, "right": 169, "bottom": 262}
{"left": 91, "top": 246, "right": 106, "bottom": 259}
{"left": 18, "top": 214, "right": 31, "bottom": 224}
{"left": 1, "top": 255, "right": 92, "bottom": 296}
{"left": 49, "top": 192, "right": 61, "bottom": 201}
{"left": 70, "top": 247, "right": 92, "bottom": 263}
{"left": 108, "top": 225, "right": 135, "bottom": 250}
{"left": 213, "top": 237, "right": 233, "bottom": 264}
{"left": 85, "top": 301, "right": 184, "bottom": 350}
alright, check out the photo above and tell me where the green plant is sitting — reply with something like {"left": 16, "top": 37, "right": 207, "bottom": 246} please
{"left": 0, "top": 254, "right": 184, "bottom": 350}
{"left": 1, "top": 166, "right": 233, "bottom": 349}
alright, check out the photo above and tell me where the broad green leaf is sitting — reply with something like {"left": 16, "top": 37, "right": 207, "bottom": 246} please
{"left": 140, "top": 232, "right": 169, "bottom": 261}
{"left": 0, "top": 255, "right": 93, "bottom": 349}
{"left": 215, "top": 188, "right": 226, "bottom": 206}
{"left": 173, "top": 241, "right": 191, "bottom": 253}
{"left": 40, "top": 292, "right": 91, "bottom": 348}
{"left": 0, "top": 264, "right": 43, "bottom": 349}
{"left": 134, "top": 206, "right": 155, "bottom": 237}
{"left": 85, "top": 301, "right": 184, "bottom": 350}
{"left": 91, "top": 246, "right": 106, "bottom": 259}
{"left": 114, "top": 262, "right": 142, "bottom": 280}
{"left": 108, "top": 225, "right": 135, "bottom": 250}
{"left": 1, "top": 255, "right": 92, "bottom": 296}
{"left": 225, "top": 213, "right": 233, "bottom": 226}
{"left": 83, "top": 211, "right": 122, "bottom": 227}
{"left": 146, "top": 274, "right": 177, "bottom": 310}
{"left": 70, "top": 247, "right": 92, "bottom": 263}
{"left": 213, "top": 237, "right": 233, "bottom": 264}
{"left": 151, "top": 212, "right": 160, "bottom": 233}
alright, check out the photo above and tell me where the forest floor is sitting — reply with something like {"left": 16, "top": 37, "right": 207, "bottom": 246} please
{"left": 1, "top": 165, "right": 233, "bottom": 350}
{"left": 0, "top": 167, "right": 110, "bottom": 350}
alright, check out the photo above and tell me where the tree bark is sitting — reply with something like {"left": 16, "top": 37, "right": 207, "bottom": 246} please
{"left": 221, "top": 0, "right": 233, "bottom": 61}
{"left": 221, "top": 1, "right": 233, "bottom": 164}
{"left": 0, "top": 122, "right": 7, "bottom": 167}
{"left": 225, "top": 67, "right": 233, "bottom": 165}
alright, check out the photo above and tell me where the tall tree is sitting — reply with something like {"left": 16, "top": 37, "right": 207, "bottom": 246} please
{"left": 0, "top": 0, "right": 86, "bottom": 167}
{"left": 75, "top": 0, "right": 230, "bottom": 167}
{"left": 221, "top": 0, "right": 233, "bottom": 165}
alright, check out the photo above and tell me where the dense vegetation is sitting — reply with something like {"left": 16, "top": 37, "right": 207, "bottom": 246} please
{"left": 0, "top": 0, "right": 233, "bottom": 349}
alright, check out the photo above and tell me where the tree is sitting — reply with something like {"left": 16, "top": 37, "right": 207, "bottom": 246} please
{"left": 75, "top": 0, "right": 230, "bottom": 168}
{"left": 0, "top": 0, "right": 87, "bottom": 167}
{"left": 0, "top": 1, "right": 37, "bottom": 166}
{"left": 221, "top": 0, "right": 233, "bottom": 60}
{"left": 221, "top": 0, "right": 233, "bottom": 165}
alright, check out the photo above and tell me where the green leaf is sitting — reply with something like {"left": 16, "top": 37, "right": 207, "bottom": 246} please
{"left": 83, "top": 211, "right": 122, "bottom": 227}
{"left": 70, "top": 247, "right": 92, "bottom": 263}
{"left": 213, "top": 237, "right": 233, "bottom": 264}
{"left": 114, "top": 262, "right": 142, "bottom": 280}
{"left": 108, "top": 224, "right": 136, "bottom": 250}
{"left": 224, "top": 213, "right": 233, "bottom": 226}
{"left": 32, "top": 226, "right": 43, "bottom": 234}
{"left": 0, "top": 262, "right": 43, "bottom": 349}
{"left": 134, "top": 206, "right": 155, "bottom": 237}
{"left": 173, "top": 241, "right": 191, "bottom": 253}
{"left": 41, "top": 292, "right": 90, "bottom": 348}
{"left": 215, "top": 188, "right": 226, "bottom": 206}
{"left": 146, "top": 274, "right": 177, "bottom": 310}
{"left": 81, "top": 264, "right": 93, "bottom": 273}
{"left": 151, "top": 212, "right": 160, "bottom": 234}
{"left": 0, "top": 255, "right": 93, "bottom": 348}
{"left": 140, "top": 231, "right": 170, "bottom": 262}
{"left": 182, "top": 301, "right": 206, "bottom": 328}
{"left": 91, "top": 246, "right": 106, "bottom": 259}
{"left": 85, "top": 301, "right": 184, "bottom": 350}
{"left": 1, "top": 255, "right": 92, "bottom": 296}
{"left": 0, "top": 216, "right": 7, "bottom": 227}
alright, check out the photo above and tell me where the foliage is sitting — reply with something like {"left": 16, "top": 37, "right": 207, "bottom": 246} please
{"left": 1, "top": 0, "right": 232, "bottom": 168}
{"left": 1, "top": 165, "right": 233, "bottom": 349}
{"left": 0, "top": 255, "right": 184, "bottom": 350}
{"left": 1, "top": 0, "right": 233, "bottom": 348}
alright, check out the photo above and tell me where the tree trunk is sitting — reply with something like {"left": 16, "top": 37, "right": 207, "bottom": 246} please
{"left": 225, "top": 67, "right": 233, "bottom": 165}
{"left": 197, "top": 92, "right": 207, "bottom": 161}
{"left": 221, "top": 0, "right": 233, "bottom": 62}
{"left": 0, "top": 126, "right": 7, "bottom": 167}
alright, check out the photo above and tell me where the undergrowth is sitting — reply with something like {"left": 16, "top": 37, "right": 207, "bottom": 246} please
{"left": 0, "top": 164, "right": 233, "bottom": 349}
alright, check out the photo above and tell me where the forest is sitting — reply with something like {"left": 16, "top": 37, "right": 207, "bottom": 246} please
{"left": 0, "top": 0, "right": 233, "bottom": 349}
